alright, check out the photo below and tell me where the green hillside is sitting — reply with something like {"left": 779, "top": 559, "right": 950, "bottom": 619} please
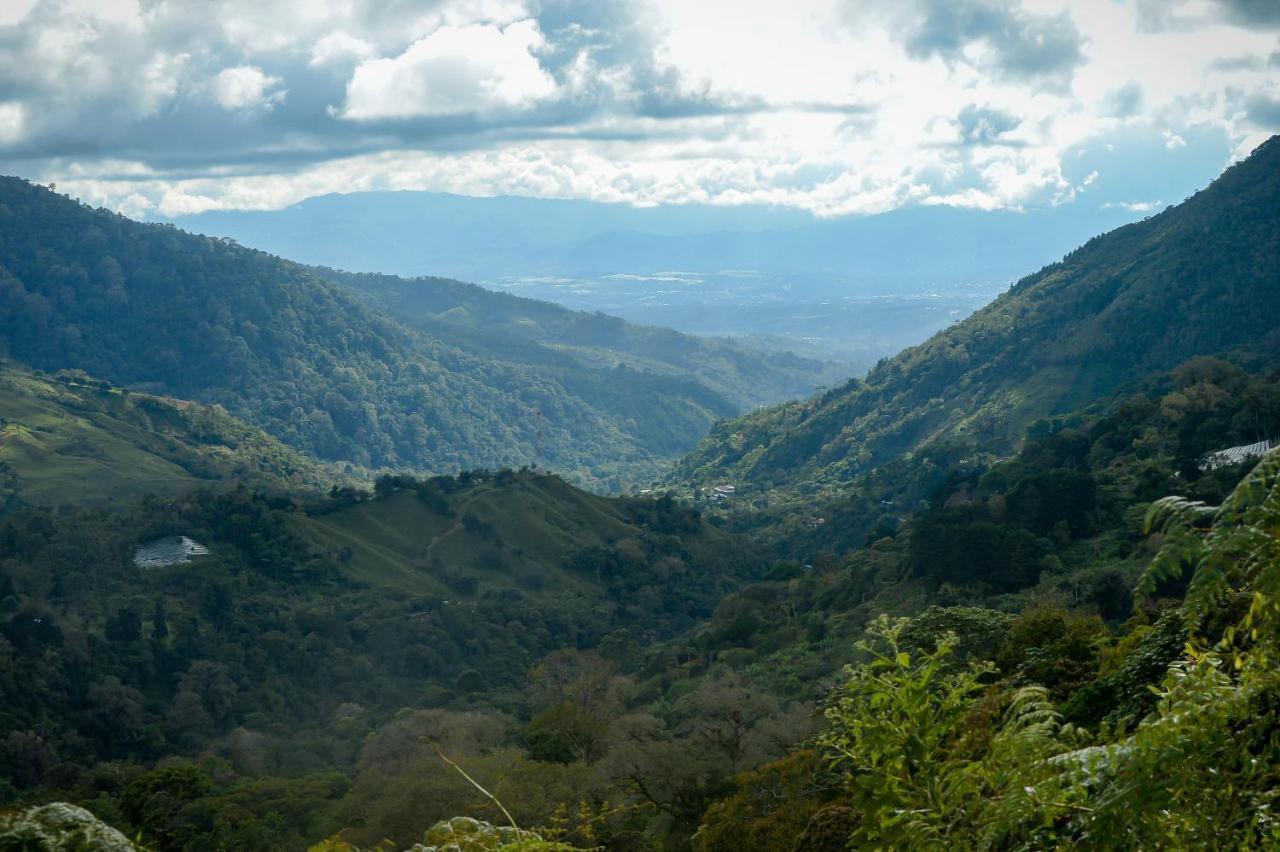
{"left": 292, "top": 470, "right": 753, "bottom": 609}
{"left": 0, "top": 361, "right": 331, "bottom": 508}
{"left": 673, "top": 136, "right": 1280, "bottom": 492}
{"left": 4, "top": 358, "right": 1276, "bottom": 850}
{"left": 0, "top": 178, "right": 837, "bottom": 490}
{"left": 0, "top": 471, "right": 762, "bottom": 832}
{"left": 317, "top": 267, "right": 847, "bottom": 416}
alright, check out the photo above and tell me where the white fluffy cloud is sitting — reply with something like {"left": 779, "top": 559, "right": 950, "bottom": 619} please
{"left": 210, "top": 65, "right": 285, "bottom": 110}
{"left": 340, "top": 19, "right": 556, "bottom": 118}
{"left": 1, "top": 0, "right": 1277, "bottom": 218}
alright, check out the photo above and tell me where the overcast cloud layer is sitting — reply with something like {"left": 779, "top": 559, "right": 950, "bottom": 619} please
{"left": 1, "top": 0, "right": 1277, "bottom": 217}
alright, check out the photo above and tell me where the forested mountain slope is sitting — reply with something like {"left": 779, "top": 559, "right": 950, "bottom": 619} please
{"left": 0, "top": 362, "right": 331, "bottom": 508}
{"left": 316, "top": 267, "right": 846, "bottom": 415}
{"left": 0, "top": 470, "right": 764, "bottom": 847}
{"left": 4, "top": 355, "right": 1275, "bottom": 850}
{"left": 674, "top": 135, "right": 1280, "bottom": 491}
{"left": 0, "top": 178, "right": 833, "bottom": 490}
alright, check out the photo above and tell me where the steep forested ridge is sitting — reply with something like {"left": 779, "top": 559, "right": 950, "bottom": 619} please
{"left": 0, "top": 178, "right": 834, "bottom": 490}
{"left": 674, "top": 135, "right": 1280, "bottom": 491}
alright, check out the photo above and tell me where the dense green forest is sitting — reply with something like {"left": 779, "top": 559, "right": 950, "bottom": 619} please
{"left": 1, "top": 142, "right": 1278, "bottom": 850}
{"left": 0, "top": 470, "right": 768, "bottom": 848}
{"left": 0, "top": 177, "right": 836, "bottom": 491}
{"left": 673, "top": 135, "right": 1280, "bottom": 493}
{"left": 2, "top": 354, "right": 1277, "bottom": 850}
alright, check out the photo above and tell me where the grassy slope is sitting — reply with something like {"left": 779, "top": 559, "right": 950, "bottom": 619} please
{"left": 295, "top": 484, "right": 598, "bottom": 595}
{"left": 0, "top": 362, "right": 331, "bottom": 507}
{"left": 291, "top": 473, "right": 744, "bottom": 601}
{"left": 672, "top": 135, "right": 1280, "bottom": 491}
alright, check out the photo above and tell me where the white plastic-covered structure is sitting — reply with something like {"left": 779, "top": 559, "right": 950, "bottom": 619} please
{"left": 133, "top": 536, "right": 210, "bottom": 569}
{"left": 1199, "top": 439, "right": 1274, "bottom": 472}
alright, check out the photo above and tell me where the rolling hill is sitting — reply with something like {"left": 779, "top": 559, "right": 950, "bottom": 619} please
{"left": 672, "top": 135, "right": 1280, "bottom": 492}
{"left": 291, "top": 470, "right": 756, "bottom": 608}
{"left": 0, "top": 361, "right": 331, "bottom": 508}
{"left": 0, "top": 177, "right": 836, "bottom": 490}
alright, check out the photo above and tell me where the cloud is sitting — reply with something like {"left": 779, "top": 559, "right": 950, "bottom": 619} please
{"left": 1103, "top": 200, "right": 1160, "bottom": 212}
{"left": 210, "top": 66, "right": 286, "bottom": 110}
{"left": 1137, "top": 0, "right": 1280, "bottom": 32}
{"left": 1245, "top": 94, "right": 1280, "bottom": 128}
{"left": 340, "top": 19, "right": 557, "bottom": 119}
{"left": 897, "top": 0, "right": 1084, "bottom": 89}
{"left": 1210, "top": 55, "right": 1265, "bottom": 72}
{"left": 0, "top": 102, "right": 24, "bottom": 144}
{"left": 1216, "top": 0, "right": 1280, "bottom": 28}
{"left": 955, "top": 104, "right": 1022, "bottom": 145}
{"left": 0, "top": 0, "right": 37, "bottom": 27}
{"left": 0, "top": 0, "right": 1274, "bottom": 221}
{"left": 1101, "top": 82, "right": 1144, "bottom": 118}
{"left": 309, "top": 31, "right": 376, "bottom": 67}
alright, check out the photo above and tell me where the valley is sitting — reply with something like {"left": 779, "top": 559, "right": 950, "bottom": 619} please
{"left": 1, "top": 116, "right": 1278, "bottom": 852}
{"left": 171, "top": 191, "right": 1153, "bottom": 369}
{"left": 0, "top": 177, "right": 839, "bottom": 492}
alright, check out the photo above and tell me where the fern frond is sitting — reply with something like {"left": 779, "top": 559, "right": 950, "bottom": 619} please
{"left": 1143, "top": 496, "right": 1215, "bottom": 536}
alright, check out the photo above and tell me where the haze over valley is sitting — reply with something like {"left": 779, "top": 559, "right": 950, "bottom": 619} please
{"left": 169, "top": 146, "right": 1224, "bottom": 367}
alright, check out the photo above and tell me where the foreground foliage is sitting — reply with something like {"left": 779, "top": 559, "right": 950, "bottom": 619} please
{"left": 794, "top": 449, "right": 1280, "bottom": 849}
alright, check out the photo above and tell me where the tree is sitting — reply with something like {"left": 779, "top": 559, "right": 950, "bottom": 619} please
{"left": 83, "top": 677, "right": 147, "bottom": 758}
{"left": 817, "top": 615, "right": 993, "bottom": 847}
{"left": 105, "top": 607, "right": 143, "bottom": 643}
{"left": 151, "top": 599, "right": 169, "bottom": 640}
{"left": 674, "top": 671, "right": 802, "bottom": 771}
{"left": 525, "top": 650, "right": 624, "bottom": 764}
{"left": 693, "top": 750, "right": 829, "bottom": 852}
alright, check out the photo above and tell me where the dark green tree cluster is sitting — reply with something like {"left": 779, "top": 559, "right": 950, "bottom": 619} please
{"left": 0, "top": 470, "right": 773, "bottom": 849}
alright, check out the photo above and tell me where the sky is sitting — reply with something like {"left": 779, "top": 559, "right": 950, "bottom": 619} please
{"left": 0, "top": 0, "right": 1277, "bottom": 219}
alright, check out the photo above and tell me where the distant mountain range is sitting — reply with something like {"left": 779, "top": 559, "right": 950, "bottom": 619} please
{"left": 169, "top": 191, "right": 1153, "bottom": 366}
{"left": 0, "top": 177, "right": 838, "bottom": 491}
{"left": 171, "top": 191, "right": 1139, "bottom": 287}
{"left": 672, "top": 135, "right": 1280, "bottom": 491}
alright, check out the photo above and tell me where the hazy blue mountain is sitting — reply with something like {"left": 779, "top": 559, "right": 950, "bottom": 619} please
{"left": 171, "top": 191, "right": 1144, "bottom": 287}
{"left": 171, "top": 194, "right": 1151, "bottom": 366}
